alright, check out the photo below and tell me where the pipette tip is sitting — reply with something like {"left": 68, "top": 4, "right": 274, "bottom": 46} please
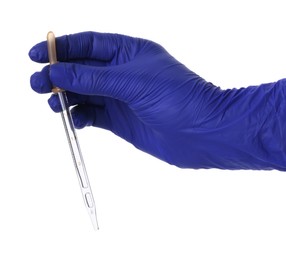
{"left": 88, "top": 208, "right": 99, "bottom": 231}
{"left": 90, "top": 215, "right": 99, "bottom": 231}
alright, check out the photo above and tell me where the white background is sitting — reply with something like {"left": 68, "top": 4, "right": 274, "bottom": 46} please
{"left": 1, "top": 0, "right": 286, "bottom": 259}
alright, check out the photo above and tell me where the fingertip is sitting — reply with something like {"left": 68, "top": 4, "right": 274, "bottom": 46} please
{"left": 28, "top": 48, "right": 38, "bottom": 61}
{"left": 48, "top": 95, "right": 62, "bottom": 112}
{"left": 30, "top": 66, "right": 52, "bottom": 94}
{"left": 30, "top": 72, "right": 41, "bottom": 93}
{"left": 28, "top": 42, "right": 49, "bottom": 63}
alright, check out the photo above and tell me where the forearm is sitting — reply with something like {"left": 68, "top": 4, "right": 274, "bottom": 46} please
{"left": 170, "top": 79, "right": 286, "bottom": 170}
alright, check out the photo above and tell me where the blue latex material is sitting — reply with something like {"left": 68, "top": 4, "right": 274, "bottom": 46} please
{"left": 29, "top": 32, "right": 286, "bottom": 170}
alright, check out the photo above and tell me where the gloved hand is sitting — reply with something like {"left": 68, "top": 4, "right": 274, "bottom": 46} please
{"left": 29, "top": 31, "right": 286, "bottom": 170}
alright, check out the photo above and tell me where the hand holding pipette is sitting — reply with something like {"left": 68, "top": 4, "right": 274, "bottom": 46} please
{"left": 30, "top": 32, "right": 286, "bottom": 174}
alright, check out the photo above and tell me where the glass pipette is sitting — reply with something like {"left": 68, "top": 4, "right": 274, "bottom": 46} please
{"left": 47, "top": 31, "right": 99, "bottom": 230}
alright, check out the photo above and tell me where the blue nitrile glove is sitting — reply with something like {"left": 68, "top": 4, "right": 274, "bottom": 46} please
{"left": 29, "top": 31, "right": 286, "bottom": 170}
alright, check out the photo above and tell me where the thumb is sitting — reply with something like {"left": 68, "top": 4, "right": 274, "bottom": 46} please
{"left": 50, "top": 62, "right": 129, "bottom": 101}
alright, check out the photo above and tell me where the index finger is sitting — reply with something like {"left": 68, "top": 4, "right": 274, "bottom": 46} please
{"left": 28, "top": 31, "right": 126, "bottom": 63}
